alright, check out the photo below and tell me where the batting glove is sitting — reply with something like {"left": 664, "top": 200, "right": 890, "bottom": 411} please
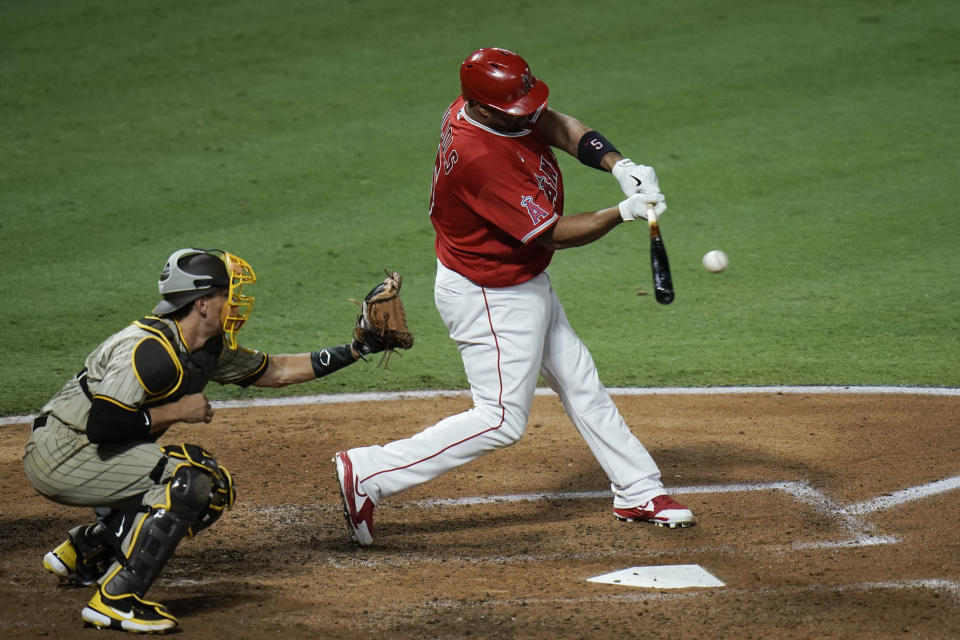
{"left": 612, "top": 157, "right": 664, "bottom": 199}
{"left": 618, "top": 192, "right": 666, "bottom": 222}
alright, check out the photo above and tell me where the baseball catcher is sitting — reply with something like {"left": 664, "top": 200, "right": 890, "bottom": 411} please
{"left": 23, "top": 249, "right": 412, "bottom": 634}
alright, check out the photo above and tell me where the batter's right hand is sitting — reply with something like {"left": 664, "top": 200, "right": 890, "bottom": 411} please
{"left": 618, "top": 192, "right": 666, "bottom": 221}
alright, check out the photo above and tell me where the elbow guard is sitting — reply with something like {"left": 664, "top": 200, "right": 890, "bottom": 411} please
{"left": 86, "top": 397, "right": 152, "bottom": 443}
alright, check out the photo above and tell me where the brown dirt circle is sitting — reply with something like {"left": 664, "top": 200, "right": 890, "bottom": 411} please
{"left": 2, "top": 390, "right": 958, "bottom": 639}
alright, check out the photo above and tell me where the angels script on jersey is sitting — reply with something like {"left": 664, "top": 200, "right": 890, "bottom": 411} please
{"left": 535, "top": 154, "right": 559, "bottom": 205}
{"left": 429, "top": 107, "right": 458, "bottom": 217}
{"left": 438, "top": 108, "right": 458, "bottom": 176}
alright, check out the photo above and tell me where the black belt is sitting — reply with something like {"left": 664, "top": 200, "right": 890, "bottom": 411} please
{"left": 77, "top": 369, "right": 93, "bottom": 400}
{"left": 33, "top": 415, "right": 48, "bottom": 431}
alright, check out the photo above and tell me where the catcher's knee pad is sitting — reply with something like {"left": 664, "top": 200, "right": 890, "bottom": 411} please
{"left": 162, "top": 443, "right": 236, "bottom": 535}
{"left": 188, "top": 462, "right": 235, "bottom": 535}
{"left": 169, "top": 465, "right": 216, "bottom": 516}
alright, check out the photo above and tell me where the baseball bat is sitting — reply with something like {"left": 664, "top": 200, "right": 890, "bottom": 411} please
{"left": 647, "top": 203, "right": 675, "bottom": 305}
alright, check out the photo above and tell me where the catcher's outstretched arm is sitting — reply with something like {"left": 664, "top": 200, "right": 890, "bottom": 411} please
{"left": 257, "top": 270, "right": 415, "bottom": 385}
{"left": 254, "top": 347, "right": 359, "bottom": 387}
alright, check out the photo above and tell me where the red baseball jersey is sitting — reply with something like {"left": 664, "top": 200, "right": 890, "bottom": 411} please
{"left": 429, "top": 96, "right": 564, "bottom": 287}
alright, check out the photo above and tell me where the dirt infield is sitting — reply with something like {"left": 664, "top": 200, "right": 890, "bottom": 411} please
{"left": 2, "top": 391, "right": 958, "bottom": 639}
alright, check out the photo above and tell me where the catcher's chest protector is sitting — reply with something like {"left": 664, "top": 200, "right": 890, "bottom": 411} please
{"left": 135, "top": 317, "right": 221, "bottom": 405}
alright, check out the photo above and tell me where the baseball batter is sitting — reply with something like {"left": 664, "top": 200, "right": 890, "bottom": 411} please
{"left": 23, "top": 248, "right": 389, "bottom": 634}
{"left": 334, "top": 47, "right": 694, "bottom": 547}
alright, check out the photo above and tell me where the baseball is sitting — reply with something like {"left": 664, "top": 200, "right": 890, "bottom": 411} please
{"left": 702, "top": 250, "right": 729, "bottom": 273}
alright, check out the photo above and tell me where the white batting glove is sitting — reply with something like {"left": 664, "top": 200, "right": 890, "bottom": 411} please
{"left": 611, "top": 158, "right": 661, "bottom": 197}
{"left": 618, "top": 192, "right": 666, "bottom": 222}
{"left": 610, "top": 158, "right": 667, "bottom": 216}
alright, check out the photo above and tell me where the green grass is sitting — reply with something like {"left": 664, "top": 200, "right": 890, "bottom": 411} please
{"left": 2, "top": 0, "right": 958, "bottom": 416}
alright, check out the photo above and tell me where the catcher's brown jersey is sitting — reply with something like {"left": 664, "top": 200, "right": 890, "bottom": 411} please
{"left": 39, "top": 316, "right": 267, "bottom": 436}
{"left": 24, "top": 316, "right": 267, "bottom": 508}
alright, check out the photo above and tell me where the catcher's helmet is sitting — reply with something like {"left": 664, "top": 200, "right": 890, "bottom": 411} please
{"left": 459, "top": 47, "right": 549, "bottom": 116}
{"left": 153, "top": 248, "right": 256, "bottom": 348}
{"left": 153, "top": 249, "right": 230, "bottom": 315}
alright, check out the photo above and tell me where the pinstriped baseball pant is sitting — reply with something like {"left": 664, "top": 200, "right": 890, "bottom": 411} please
{"left": 24, "top": 416, "right": 201, "bottom": 589}
{"left": 23, "top": 416, "right": 173, "bottom": 511}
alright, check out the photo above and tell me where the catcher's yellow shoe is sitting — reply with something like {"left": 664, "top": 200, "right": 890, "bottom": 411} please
{"left": 43, "top": 539, "right": 78, "bottom": 577}
{"left": 81, "top": 588, "right": 179, "bottom": 634}
{"left": 43, "top": 539, "right": 98, "bottom": 587}
{"left": 43, "top": 537, "right": 107, "bottom": 587}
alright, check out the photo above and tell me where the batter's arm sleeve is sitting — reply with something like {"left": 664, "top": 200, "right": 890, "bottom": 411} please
{"left": 536, "top": 109, "right": 623, "bottom": 170}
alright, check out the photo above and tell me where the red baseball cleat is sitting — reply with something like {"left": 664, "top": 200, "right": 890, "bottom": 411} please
{"left": 613, "top": 495, "right": 695, "bottom": 528}
{"left": 333, "top": 451, "right": 375, "bottom": 545}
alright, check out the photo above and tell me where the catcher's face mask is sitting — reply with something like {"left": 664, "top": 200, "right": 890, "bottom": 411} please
{"left": 216, "top": 251, "right": 256, "bottom": 349}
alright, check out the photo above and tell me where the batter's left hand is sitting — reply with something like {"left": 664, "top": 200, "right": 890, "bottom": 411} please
{"left": 612, "top": 158, "right": 660, "bottom": 193}
{"left": 612, "top": 159, "right": 666, "bottom": 216}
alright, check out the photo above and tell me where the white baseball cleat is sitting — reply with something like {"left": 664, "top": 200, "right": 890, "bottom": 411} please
{"left": 613, "top": 495, "right": 696, "bottom": 528}
{"left": 333, "top": 451, "right": 375, "bottom": 545}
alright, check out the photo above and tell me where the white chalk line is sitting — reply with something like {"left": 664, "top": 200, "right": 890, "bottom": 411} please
{"left": 3, "top": 384, "right": 958, "bottom": 426}
{"left": 397, "top": 579, "right": 960, "bottom": 610}
{"left": 167, "top": 476, "right": 960, "bottom": 589}
{"left": 843, "top": 474, "right": 960, "bottom": 515}
{"left": 409, "top": 474, "right": 960, "bottom": 550}
{"left": 238, "top": 473, "right": 958, "bottom": 561}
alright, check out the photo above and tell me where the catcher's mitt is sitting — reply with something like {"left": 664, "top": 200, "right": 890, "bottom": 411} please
{"left": 351, "top": 270, "right": 414, "bottom": 366}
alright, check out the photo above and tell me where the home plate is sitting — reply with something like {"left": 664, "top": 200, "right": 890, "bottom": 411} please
{"left": 587, "top": 565, "right": 725, "bottom": 589}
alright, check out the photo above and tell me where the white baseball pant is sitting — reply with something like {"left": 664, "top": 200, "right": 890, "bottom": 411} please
{"left": 347, "top": 261, "right": 666, "bottom": 509}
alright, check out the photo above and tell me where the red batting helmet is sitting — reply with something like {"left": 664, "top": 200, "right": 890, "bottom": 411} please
{"left": 459, "top": 47, "right": 549, "bottom": 116}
